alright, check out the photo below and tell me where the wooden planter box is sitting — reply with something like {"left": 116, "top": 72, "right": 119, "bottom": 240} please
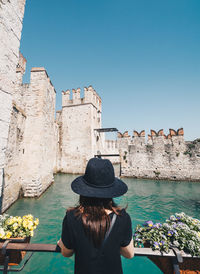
{"left": 149, "top": 256, "right": 200, "bottom": 274}
{"left": 0, "top": 237, "right": 30, "bottom": 266}
{"left": 143, "top": 242, "right": 200, "bottom": 273}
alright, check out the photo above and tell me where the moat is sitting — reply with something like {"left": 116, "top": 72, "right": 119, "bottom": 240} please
{"left": 7, "top": 174, "right": 200, "bottom": 274}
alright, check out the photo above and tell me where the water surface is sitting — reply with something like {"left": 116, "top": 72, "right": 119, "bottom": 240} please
{"left": 7, "top": 174, "right": 200, "bottom": 273}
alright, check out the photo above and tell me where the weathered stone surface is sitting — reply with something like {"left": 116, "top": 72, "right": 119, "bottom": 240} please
{"left": 118, "top": 129, "right": 200, "bottom": 181}
{"left": 19, "top": 67, "right": 56, "bottom": 197}
{"left": 59, "top": 86, "right": 103, "bottom": 173}
{"left": 0, "top": 0, "right": 26, "bottom": 211}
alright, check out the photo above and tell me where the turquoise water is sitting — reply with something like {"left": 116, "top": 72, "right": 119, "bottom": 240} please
{"left": 7, "top": 174, "right": 200, "bottom": 274}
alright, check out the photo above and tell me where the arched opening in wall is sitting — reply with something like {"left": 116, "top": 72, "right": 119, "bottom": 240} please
{"left": 96, "top": 136, "right": 99, "bottom": 142}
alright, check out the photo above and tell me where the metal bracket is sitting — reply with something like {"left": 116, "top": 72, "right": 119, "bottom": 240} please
{"left": 171, "top": 247, "right": 183, "bottom": 274}
{"left": 0, "top": 239, "right": 33, "bottom": 273}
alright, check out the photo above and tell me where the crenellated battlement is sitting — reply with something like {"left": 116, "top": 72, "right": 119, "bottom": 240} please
{"left": 117, "top": 131, "right": 130, "bottom": 138}
{"left": 62, "top": 85, "right": 101, "bottom": 111}
{"left": 118, "top": 128, "right": 184, "bottom": 142}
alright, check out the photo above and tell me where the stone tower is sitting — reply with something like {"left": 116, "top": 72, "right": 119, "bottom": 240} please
{"left": 57, "top": 86, "right": 103, "bottom": 173}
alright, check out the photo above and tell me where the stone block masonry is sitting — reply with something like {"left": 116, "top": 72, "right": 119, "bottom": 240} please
{"left": 118, "top": 128, "right": 200, "bottom": 181}
{"left": 0, "top": 0, "right": 26, "bottom": 211}
{"left": 2, "top": 50, "right": 57, "bottom": 211}
{"left": 18, "top": 67, "right": 57, "bottom": 198}
{"left": 59, "top": 86, "right": 104, "bottom": 174}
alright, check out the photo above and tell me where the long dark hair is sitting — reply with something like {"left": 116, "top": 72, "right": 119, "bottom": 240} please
{"left": 68, "top": 196, "right": 121, "bottom": 248}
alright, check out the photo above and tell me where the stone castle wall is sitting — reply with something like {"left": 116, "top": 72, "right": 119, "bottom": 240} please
{"left": 18, "top": 67, "right": 57, "bottom": 197}
{"left": 0, "top": 0, "right": 26, "bottom": 210}
{"left": 118, "top": 128, "right": 200, "bottom": 181}
{"left": 2, "top": 51, "right": 57, "bottom": 211}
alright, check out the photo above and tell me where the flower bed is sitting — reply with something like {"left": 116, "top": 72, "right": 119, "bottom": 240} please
{"left": 0, "top": 214, "right": 39, "bottom": 266}
{"left": 134, "top": 213, "right": 200, "bottom": 274}
{"left": 134, "top": 212, "right": 200, "bottom": 256}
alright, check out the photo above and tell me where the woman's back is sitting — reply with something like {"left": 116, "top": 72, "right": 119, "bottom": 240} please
{"left": 61, "top": 208, "right": 132, "bottom": 274}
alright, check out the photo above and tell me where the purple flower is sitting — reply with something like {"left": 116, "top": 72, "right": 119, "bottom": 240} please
{"left": 153, "top": 242, "right": 160, "bottom": 249}
{"left": 144, "top": 221, "right": 154, "bottom": 227}
{"left": 167, "top": 230, "right": 174, "bottom": 236}
{"left": 153, "top": 223, "right": 162, "bottom": 228}
{"left": 160, "top": 241, "right": 165, "bottom": 246}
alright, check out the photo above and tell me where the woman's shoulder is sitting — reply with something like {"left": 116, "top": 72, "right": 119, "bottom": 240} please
{"left": 66, "top": 208, "right": 83, "bottom": 223}
{"left": 66, "top": 208, "right": 78, "bottom": 216}
{"left": 119, "top": 208, "right": 129, "bottom": 216}
{"left": 117, "top": 209, "right": 131, "bottom": 222}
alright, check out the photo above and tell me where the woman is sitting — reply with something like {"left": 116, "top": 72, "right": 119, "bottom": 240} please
{"left": 58, "top": 157, "right": 134, "bottom": 274}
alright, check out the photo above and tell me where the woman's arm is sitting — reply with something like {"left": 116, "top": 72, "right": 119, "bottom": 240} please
{"left": 57, "top": 238, "right": 74, "bottom": 257}
{"left": 120, "top": 238, "right": 134, "bottom": 259}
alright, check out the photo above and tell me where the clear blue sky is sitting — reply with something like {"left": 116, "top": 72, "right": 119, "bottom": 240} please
{"left": 20, "top": 0, "right": 200, "bottom": 140}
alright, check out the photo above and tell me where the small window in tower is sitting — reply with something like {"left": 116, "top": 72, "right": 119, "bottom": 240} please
{"left": 96, "top": 136, "right": 99, "bottom": 142}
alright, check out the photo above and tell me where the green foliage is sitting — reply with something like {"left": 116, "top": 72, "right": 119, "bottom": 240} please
{"left": 153, "top": 171, "right": 160, "bottom": 176}
{"left": 146, "top": 144, "right": 153, "bottom": 150}
{"left": 187, "top": 143, "right": 195, "bottom": 150}
{"left": 184, "top": 150, "right": 192, "bottom": 157}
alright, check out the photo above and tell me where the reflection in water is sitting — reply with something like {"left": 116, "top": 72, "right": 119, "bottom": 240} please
{"left": 7, "top": 174, "right": 200, "bottom": 274}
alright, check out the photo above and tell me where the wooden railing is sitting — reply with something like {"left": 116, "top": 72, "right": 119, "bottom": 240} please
{"left": 0, "top": 242, "right": 194, "bottom": 257}
{"left": 0, "top": 243, "right": 199, "bottom": 274}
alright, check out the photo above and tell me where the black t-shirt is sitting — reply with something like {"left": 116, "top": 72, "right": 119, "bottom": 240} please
{"left": 61, "top": 209, "right": 132, "bottom": 274}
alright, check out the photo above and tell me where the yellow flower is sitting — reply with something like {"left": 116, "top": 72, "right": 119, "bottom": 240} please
{"left": 13, "top": 222, "right": 18, "bottom": 230}
{"left": 16, "top": 217, "right": 22, "bottom": 225}
{"left": 0, "top": 228, "right": 5, "bottom": 239}
{"left": 30, "top": 231, "right": 34, "bottom": 237}
{"left": 12, "top": 217, "right": 17, "bottom": 223}
{"left": 197, "top": 232, "right": 200, "bottom": 238}
{"left": 6, "top": 218, "right": 14, "bottom": 225}
{"left": 34, "top": 218, "right": 39, "bottom": 226}
{"left": 26, "top": 214, "right": 33, "bottom": 220}
{"left": 23, "top": 219, "right": 29, "bottom": 229}
{"left": 28, "top": 221, "right": 34, "bottom": 230}
{"left": 5, "top": 232, "right": 12, "bottom": 239}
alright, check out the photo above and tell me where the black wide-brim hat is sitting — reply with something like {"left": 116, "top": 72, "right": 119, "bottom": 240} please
{"left": 71, "top": 158, "right": 128, "bottom": 198}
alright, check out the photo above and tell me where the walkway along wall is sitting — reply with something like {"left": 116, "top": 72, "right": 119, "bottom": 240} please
{"left": 118, "top": 128, "right": 200, "bottom": 181}
{"left": 0, "top": 0, "right": 26, "bottom": 211}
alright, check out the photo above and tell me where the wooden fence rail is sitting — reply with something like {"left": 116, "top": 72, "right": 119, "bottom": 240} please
{"left": 0, "top": 243, "right": 199, "bottom": 274}
{"left": 0, "top": 242, "right": 196, "bottom": 258}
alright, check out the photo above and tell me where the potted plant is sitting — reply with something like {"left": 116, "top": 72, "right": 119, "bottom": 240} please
{"left": 0, "top": 214, "right": 39, "bottom": 265}
{"left": 134, "top": 213, "right": 200, "bottom": 273}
